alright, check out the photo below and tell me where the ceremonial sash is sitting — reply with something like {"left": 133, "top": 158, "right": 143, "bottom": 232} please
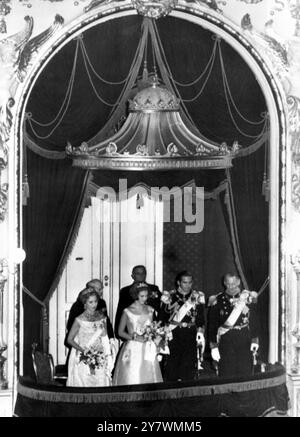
{"left": 85, "top": 322, "right": 106, "bottom": 350}
{"left": 169, "top": 298, "right": 195, "bottom": 332}
{"left": 217, "top": 291, "right": 250, "bottom": 342}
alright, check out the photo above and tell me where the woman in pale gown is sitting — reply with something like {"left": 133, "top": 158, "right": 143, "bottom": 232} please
{"left": 66, "top": 290, "right": 115, "bottom": 387}
{"left": 112, "top": 283, "right": 163, "bottom": 386}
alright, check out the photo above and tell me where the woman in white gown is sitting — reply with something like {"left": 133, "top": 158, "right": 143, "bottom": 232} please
{"left": 66, "top": 290, "right": 115, "bottom": 387}
{"left": 112, "top": 283, "right": 163, "bottom": 386}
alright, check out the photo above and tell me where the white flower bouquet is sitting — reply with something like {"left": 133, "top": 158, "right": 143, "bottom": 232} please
{"left": 79, "top": 345, "right": 107, "bottom": 375}
{"left": 142, "top": 321, "right": 173, "bottom": 354}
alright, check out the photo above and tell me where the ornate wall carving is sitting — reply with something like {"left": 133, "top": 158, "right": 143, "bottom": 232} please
{"left": 288, "top": 96, "right": 300, "bottom": 211}
{"left": 237, "top": 4, "right": 300, "bottom": 213}
{"left": 0, "top": 13, "right": 64, "bottom": 223}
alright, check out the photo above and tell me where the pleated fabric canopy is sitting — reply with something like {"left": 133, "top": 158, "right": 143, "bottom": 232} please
{"left": 66, "top": 77, "right": 239, "bottom": 170}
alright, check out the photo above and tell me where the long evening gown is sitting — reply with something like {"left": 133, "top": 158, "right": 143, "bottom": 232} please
{"left": 112, "top": 307, "right": 163, "bottom": 386}
{"left": 67, "top": 316, "right": 113, "bottom": 387}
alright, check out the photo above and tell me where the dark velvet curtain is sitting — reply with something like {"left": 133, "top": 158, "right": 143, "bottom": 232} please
{"left": 227, "top": 145, "right": 269, "bottom": 360}
{"left": 23, "top": 150, "right": 88, "bottom": 377}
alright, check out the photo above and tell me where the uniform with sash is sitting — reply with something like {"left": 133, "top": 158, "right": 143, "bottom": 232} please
{"left": 208, "top": 290, "right": 259, "bottom": 377}
{"left": 159, "top": 288, "right": 205, "bottom": 381}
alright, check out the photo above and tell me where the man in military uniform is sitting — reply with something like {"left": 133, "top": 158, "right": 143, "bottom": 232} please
{"left": 159, "top": 271, "right": 205, "bottom": 381}
{"left": 208, "top": 273, "right": 259, "bottom": 377}
{"left": 114, "top": 265, "right": 161, "bottom": 339}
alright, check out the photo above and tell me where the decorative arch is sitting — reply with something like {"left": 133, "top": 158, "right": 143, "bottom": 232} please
{"left": 8, "top": 2, "right": 287, "bottom": 376}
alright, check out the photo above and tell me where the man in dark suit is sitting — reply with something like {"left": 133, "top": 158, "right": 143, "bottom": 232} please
{"left": 65, "top": 279, "right": 114, "bottom": 368}
{"left": 114, "top": 265, "right": 161, "bottom": 339}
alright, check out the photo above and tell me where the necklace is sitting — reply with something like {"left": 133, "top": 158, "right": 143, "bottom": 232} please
{"left": 84, "top": 310, "right": 100, "bottom": 322}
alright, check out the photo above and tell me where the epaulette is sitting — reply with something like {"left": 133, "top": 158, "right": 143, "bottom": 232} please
{"left": 194, "top": 290, "right": 205, "bottom": 304}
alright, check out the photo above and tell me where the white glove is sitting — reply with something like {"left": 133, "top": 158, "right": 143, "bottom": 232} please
{"left": 211, "top": 347, "right": 220, "bottom": 362}
{"left": 250, "top": 343, "right": 259, "bottom": 352}
{"left": 196, "top": 332, "right": 205, "bottom": 345}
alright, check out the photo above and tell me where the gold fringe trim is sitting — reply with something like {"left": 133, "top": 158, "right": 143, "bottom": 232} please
{"left": 17, "top": 373, "right": 287, "bottom": 404}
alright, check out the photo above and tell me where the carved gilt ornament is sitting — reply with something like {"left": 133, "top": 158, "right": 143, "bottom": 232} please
{"left": 0, "top": 14, "right": 64, "bottom": 222}
{"left": 288, "top": 95, "right": 300, "bottom": 212}
{"left": 131, "top": 0, "right": 178, "bottom": 19}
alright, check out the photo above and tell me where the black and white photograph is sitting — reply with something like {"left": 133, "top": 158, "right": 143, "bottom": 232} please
{"left": 0, "top": 0, "right": 298, "bottom": 423}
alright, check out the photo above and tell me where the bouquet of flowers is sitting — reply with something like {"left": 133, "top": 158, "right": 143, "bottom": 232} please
{"left": 161, "top": 290, "right": 172, "bottom": 305}
{"left": 79, "top": 345, "right": 107, "bottom": 375}
{"left": 142, "top": 321, "right": 173, "bottom": 355}
{"left": 229, "top": 290, "right": 258, "bottom": 308}
{"left": 190, "top": 290, "right": 205, "bottom": 305}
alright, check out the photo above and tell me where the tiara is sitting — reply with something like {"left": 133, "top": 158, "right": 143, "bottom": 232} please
{"left": 137, "top": 282, "right": 148, "bottom": 289}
